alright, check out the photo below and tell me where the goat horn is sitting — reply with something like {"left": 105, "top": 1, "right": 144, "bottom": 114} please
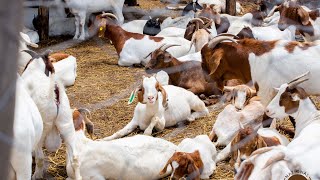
{"left": 198, "top": 16, "right": 211, "bottom": 22}
{"left": 101, "top": 13, "right": 118, "bottom": 21}
{"left": 208, "top": 36, "right": 238, "bottom": 49}
{"left": 162, "top": 44, "right": 181, "bottom": 52}
{"left": 287, "top": 71, "right": 310, "bottom": 90}
{"left": 158, "top": 43, "right": 167, "bottom": 50}
{"left": 223, "top": 86, "right": 235, "bottom": 92}
{"left": 189, "top": 18, "right": 204, "bottom": 24}
{"left": 216, "top": 33, "right": 239, "bottom": 38}
{"left": 22, "top": 49, "right": 39, "bottom": 59}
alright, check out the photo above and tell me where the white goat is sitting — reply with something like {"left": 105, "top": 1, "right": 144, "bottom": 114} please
{"left": 156, "top": 27, "right": 186, "bottom": 38}
{"left": 222, "top": 13, "right": 253, "bottom": 35}
{"left": 9, "top": 76, "right": 43, "bottom": 180}
{"left": 237, "top": 73, "right": 320, "bottom": 179}
{"left": 177, "top": 52, "right": 202, "bottom": 62}
{"left": 178, "top": 135, "right": 217, "bottom": 179}
{"left": 68, "top": 112, "right": 179, "bottom": 180}
{"left": 121, "top": 20, "right": 148, "bottom": 34}
{"left": 251, "top": 25, "right": 296, "bottom": 41}
{"left": 65, "top": 0, "right": 125, "bottom": 40}
{"left": 198, "top": 0, "right": 242, "bottom": 14}
{"left": 53, "top": 55, "right": 77, "bottom": 87}
{"left": 209, "top": 85, "right": 264, "bottom": 146}
{"left": 21, "top": 50, "right": 82, "bottom": 179}
{"left": 18, "top": 32, "right": 38, "bottom": 74}
{"left": 102, "top": 75, "right": 209, "bottom": 140}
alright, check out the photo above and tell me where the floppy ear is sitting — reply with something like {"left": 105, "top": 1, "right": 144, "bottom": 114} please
{"left": 256, "top": 135, "right": 268, "bottom": 149}
{"left": 160, "top": 153, "right": 178, "bottom": 175}
{"left": 230, "top": 133, "right": 240, "bottom": 166}
{"left": 156, "top": 82, "right": 168, "bottom": 108}
{"left": 187, "top": 157, "right": 200, "bottom": 179}
{"left": 202, "top": 3, "right": 207, "bottom": 9}
{"left": 235, "top": 161, "right": 254, "bottom": 180}
{"left": 298, "top": 7, "right": 310, "bottom": 25}
{"left": 136, "top": 85, "right": 145, "bottom": 104}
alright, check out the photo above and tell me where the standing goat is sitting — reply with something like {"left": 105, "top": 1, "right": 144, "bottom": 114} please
{"left": 9, "top": 76, "right": 43, "bottom": 180}
{"left": 65, "top": 0, "right": 125, "bottom": 40}
{"left": 21, "top": 50, "right": 82, "bottom": 179}
{"left": 102, "top": 75, "right": 209, "bottom": 140}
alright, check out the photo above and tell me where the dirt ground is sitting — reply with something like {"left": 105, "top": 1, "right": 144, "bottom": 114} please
{"left": 33, "top": 0, "right": 319, "bottom": 179}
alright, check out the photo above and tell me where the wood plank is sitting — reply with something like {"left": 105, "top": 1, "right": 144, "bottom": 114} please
{"left": 38, "top": 6, "right": 49, "bottom": 40}
{"left": 226, "top": 0, "right": 236, "bottom": 16}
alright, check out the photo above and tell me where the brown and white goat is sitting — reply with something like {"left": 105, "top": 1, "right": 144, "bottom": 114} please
{"left": 160, "top": 151, "right": 203, "bottom": 180}
{"left": 145, "top": 44, "right": 221, "bottom": 96}
{"left": 269, "top": 0, "right": 320, "bottom": 41}
{"left": 92, "top": 13, "right": 194, "bottom": 66}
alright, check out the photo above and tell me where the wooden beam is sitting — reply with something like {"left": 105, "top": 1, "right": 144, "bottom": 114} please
{"left": 38, "top": 6, "right": 49, "bottom": 41}
{"left": 226, "top": 0, "right": 236, "bottom": 16}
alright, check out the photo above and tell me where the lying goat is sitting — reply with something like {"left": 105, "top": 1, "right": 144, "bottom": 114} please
{"left": 69, "top": 111, "right": 179, "bottom": 179}
{"left": 102, "top": 75, "right": 209, "bottom": 140}
{"left": 161, "top": 135, "right": 217, "bottom": 179}
{"left": 236, "top": 72, "right": 320, "bottom": 179}
{"left": 94, "top": 13, "right": 195, "bottom": 66}
{"left": 145, "top": 44, "right": 221, "bottom": 97}
{"left": 209, "top": 85, "right": 264, "bottom": 146}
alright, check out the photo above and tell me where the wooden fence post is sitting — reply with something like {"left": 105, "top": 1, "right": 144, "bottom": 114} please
{"left": 226, "top": 0, "right": 236, "bottom": 16}
{"left": 38, "top": 6, "right": 49, "bottom": 41}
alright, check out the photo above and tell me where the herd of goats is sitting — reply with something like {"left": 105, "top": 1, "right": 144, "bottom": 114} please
{"left": 14, "top": 0, "right": 320, "bottom": 179}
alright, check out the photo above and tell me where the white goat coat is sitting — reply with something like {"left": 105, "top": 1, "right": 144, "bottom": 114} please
{"left": 248, "top": 42, "right": 320, "bottom": 106}
{"left": 121, "top": 20, "right": 147, "bottom": 34}
{"left": 223, "top": 13, "right": 253, "bottom": 35}
{"left": 178, "top": 135, "right": 217, "bottom": 179}
{"left": 68, "top": 134, "right": 178, "bottom": 180}
{"left": 156, "top": 27, "right": 186, "bottom": 38}
{"left": 9, "top": 76, "right": 43, "bottom": 180}
{"left": 211, "top": 99, "right": 265, "bottom": 146}
{"left": 118, "top": 36, "right": 195, "bottom": 66}
{"left": 54, "top": 55, "right": 77, "bottom": 87}
{"left": 177, "top": 52, "right": 202, "bottom": 62}
{"left": 252, "top": 25, "right": 296, "bottom": 41}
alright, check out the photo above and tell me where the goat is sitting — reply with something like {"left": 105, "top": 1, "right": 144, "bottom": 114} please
{"left": 145, "top": 44, "right": 221, "bottom": 96}
{"left": 189, "top": 28, "right": 213, "bottom": 52}
{"left": 143, "top": 17, "right": 161, "bottom": 36}
{"left": 201, "top": 35, "right": 320, "bottom": 107}
{"left": 209, "top": 85, "right": 264, "bottom": 147}
{"left": 236, "top": 25, "right": 296, "bottom": 41}
{"left": 102, "top": 75, "right": 209, "bottom": 140}
{"left": 184, "top": 17, "right": 216, "bottom": 41}
{"left": 197, "top": 0, "right": 243, "bottom": 14}
{"left": 228, "top": 126, "right": 289, "bottom": 172}
{"left": 18, "top": 32, "right": 39, "bottom": 74}
{"left": 156, "top": 27, "right": 186, "bottom": 38}
{"left": 175, "top": 135, "right": 217, "bottom": 179}
{"left": 65, "top": 0, "right": 125, "bottom": 40}
{"left": 52, "top": 54, "right": 77, "bottom": 87}
{"left": 21, "top": 50, "right": 82, "bottom": 179}
{"left": 8, "top": 75, "right": 43, "bottom": 179}
{"left": 182, "top": 0, "right": 202, "bottom": 16}
{"left": 69, "top": 111, "right": 179, "bottom": 179}
{"left": 269, "top": 0, "right": 320, "bottom": 41}
{"left": 236, "top": 72, "right": 320, "bottom": 179}
{"left": 93, "top": 13, "right": 195, "bottom": 66}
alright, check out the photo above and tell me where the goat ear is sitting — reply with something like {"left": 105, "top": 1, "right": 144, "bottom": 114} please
{"left": 136, "top": 85, "right": 145, "bottom": 104}
{"left": 160, "top": 153, "right": 178, "bottom": 175}
{"left": 187, "top": 158, "right": 200, "bottom": 179}
{"left": 298, "top": 7, "right": 310, "bottom": 25}
{"left": 230, "top": 134, "right": 239, "bottom": 166}
{"left": 256, "top": 135, "right": 268, "bottom": 148}
{"left": 202, "top": 3, "right": 207, "bottom": 9}
{"left": 156, "top": 82, "right": 168, "bottom": 108}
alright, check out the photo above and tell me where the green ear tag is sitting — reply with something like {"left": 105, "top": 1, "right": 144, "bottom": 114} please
{"left": 128, "top": 90, "right": 136, "bottom": 105}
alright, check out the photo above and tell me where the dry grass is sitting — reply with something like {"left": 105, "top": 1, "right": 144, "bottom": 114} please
{"left": 33, "top": 0, "right": 318, "bottom": 179}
